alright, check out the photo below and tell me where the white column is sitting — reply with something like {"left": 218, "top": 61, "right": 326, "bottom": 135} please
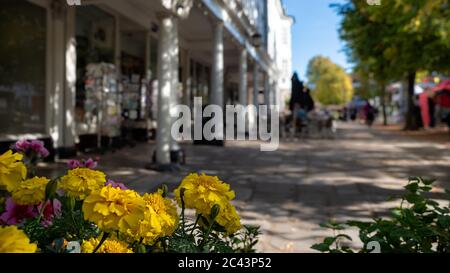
{"left": 238, "top": 49, "right": 248, "bottom": 106}
{"left": 238, "top": 49, "right": 248, "bottom": 135}
{"left": 210, "top": 21, "right": 224, "bottom": 108}
{"left": 156, "top": 14, "right": 176, "bottom": 164}
{"left": 50, "top": 4, "right": 65, "bottom": 150}
{"left": 170, "top": 17, "right": 180, "bottom": 152}
{"left": 63, "top": 7, "right": 76, "bottom": 149}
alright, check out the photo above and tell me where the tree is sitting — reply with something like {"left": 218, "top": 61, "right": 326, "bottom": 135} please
{"left": 306, "top": 55, "right": 353, "bottom": 106}
{"left": 334, "top": 0, "right": 450, "bottom": 129}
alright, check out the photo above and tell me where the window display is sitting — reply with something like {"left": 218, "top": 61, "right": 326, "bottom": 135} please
{"left": 0, "top": 1, "right": 46, "bottom": 136}
{"left": 84, "top": 63, "right": 121, "bottom": 148}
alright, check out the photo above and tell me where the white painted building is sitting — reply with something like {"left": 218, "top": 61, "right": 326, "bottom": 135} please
{"left": 267, "top": 0, "right": 294, "bottom": 113}
{"left": 0, "top": 0, "right": 293, "bottom": 166}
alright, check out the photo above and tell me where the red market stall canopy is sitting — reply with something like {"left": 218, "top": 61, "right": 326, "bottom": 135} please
{"left": 431, "top": 79, "right": 450, "bottom": 107}
{"left": 431, "top": 79, "right": 450, "bottom": 92}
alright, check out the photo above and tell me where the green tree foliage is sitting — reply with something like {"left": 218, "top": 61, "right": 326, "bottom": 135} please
{"left": 334, "top": 0, "right": 450, "bottom": 129}
{"left": 306, "top": 55, "right": 354, "bottom": 105}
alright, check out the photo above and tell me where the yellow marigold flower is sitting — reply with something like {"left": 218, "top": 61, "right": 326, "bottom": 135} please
{"left": 174, "top": 173, "right": 235, "bottom": 213}
{"left": 82, "top": 185, "right": 145, "bottom": 234}
{"left": 0, "top": 226, "right": 37, "bottom": 253}
{"left": 214, "top": 202, "right": 242, "bottom": 235}
{"left": 59, "top": 168, "right": 106, "bottom": 199}
{"left": 174, "top": 173, "right": 241, "bottom": 235}
{"left": 12, "top": 176, "right": 49, "bottom": 205}
{"left": 81, "top": 237, "right": 133, "bottom": 253}
{"left": 0, "top": 150, "right": 27, "bottom": 192}
{"left": 133, "top": 192, "right": 178, "bottom": 245}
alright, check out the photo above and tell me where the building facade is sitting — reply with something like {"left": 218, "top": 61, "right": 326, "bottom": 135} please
{"left": 267, "top": 0, "right": 294, "bottom": 113}
{"left": 0, "top": 0, "right": 293, "bottom": 164}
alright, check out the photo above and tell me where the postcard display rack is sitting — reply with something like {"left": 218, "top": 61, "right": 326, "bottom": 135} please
{"left": 121, "top": 74, "right": 151, "bottom": 141}
{"left": 84, "top": 63, "right": 121, "bottom": 150}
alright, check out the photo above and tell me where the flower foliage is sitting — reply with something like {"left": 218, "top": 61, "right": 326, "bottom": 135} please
{"left": 312, "top": 177, "right": 450, "bottom": 253}
{"left": 0, "top": 144, "right": 260, "bottom": 253}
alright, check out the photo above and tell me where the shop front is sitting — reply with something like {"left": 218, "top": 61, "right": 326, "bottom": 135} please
{"left": 0, "top": 0, "right": 53, "bottom": 157}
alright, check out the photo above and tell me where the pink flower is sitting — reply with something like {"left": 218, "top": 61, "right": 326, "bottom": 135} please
{"left": 0, "top": 198, "right": 38, "bottom": 225}
{"left": 105, "top": 180, "right": 128, "bottom": 190}
{"left": 67, "top": 159, "right": 82, "bottom": 169}
{"left": 14, "top": 140, "right": 31, "bottom": 152}
{"left": 30, "top": 140, "right": 49, "bottom": 158}
{"left": 84, "top": 158, "right": 98, "bottom": 169}
{"left": 37, "top": 199, "right": 62, "bottom": 227}
{"left": 67, "top": 158, "right": 98, "bottom": 169}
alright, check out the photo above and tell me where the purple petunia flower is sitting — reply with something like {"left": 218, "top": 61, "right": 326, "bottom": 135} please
{"left": 105, "top": 180, "right": 128, "bottom": 190}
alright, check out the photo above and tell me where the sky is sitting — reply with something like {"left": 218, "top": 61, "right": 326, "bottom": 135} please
{"left": 283, "top": 0, "right": 351, "bottom": 81}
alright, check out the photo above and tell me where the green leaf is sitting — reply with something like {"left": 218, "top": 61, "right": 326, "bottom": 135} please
{"left": 405, "top": 182, "right": 419, "bottom": 192}
{"left": 420, "top": 178, "right": 436, "bottom": 186}
{"left": 311, "top": 243, "right": 331, "bottom": 252}
{"left": 324, "top": 237, "right": 337, "bottom": 246}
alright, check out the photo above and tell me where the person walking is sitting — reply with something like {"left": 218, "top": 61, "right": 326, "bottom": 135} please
{"left": 363, "top": 100, "right": 375, "bottom": 127}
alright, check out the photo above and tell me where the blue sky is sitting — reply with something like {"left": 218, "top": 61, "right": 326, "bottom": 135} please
{"left": 283, "top": 0, "right": 350, "bottom": 81}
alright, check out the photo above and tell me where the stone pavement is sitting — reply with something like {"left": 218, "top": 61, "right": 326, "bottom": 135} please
{"left": 38, "top": 122, "right": 450, "bottom": 252}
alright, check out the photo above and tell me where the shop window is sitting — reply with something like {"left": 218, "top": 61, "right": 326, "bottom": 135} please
{"left": 0, "top": 1, "right": 46, "bottom": 136}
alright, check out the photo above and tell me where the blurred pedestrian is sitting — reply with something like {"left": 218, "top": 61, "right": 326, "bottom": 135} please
{"left": 363, "top": 100, "right": 375, "bottom": 127}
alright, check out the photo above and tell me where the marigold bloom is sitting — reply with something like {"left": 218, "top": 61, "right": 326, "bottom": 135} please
{"left": 0, "top": 150, "right": 27, "bottom": 192}
{"left": 174, "top": 173, "right": 241, "bottom": 235}
{"left": 174, "top": 173, "right": 235, "bottom": 213}
{"left": 11, "top": 176, "right": 49, "bottom": 205}
{"left": 214, "top": 202, "right": 242, "bottom": 235}
{"left": 82, "top": 185, "right": 145, "bottom": 235}
{"left": 81, "top": 237, "right": 133, "bottom": 253}
{"left": 59, "top": 168, "right": 106, "bottom": 199}
{"left": 133, "top": 192, "right": 178, "bottom": 245}
{"left": 0, "top": 226, "right": 37, "bottom": 253}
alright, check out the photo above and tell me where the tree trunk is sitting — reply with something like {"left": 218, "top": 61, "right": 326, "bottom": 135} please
{"left": 380, "top": 82, "right": 388, "bottom": 126}
{"left": 404, "top": 71, "right": 417, "bottom": 130}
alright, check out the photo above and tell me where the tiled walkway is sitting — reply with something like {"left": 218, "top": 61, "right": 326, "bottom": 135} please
{"left": 38, "top": 122, "right": 450, "bottom": 252}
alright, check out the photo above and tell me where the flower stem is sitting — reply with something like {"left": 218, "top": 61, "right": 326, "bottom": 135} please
{"left": 200, "top": 215, "right": 217, "bottom": 248}
{"left": 36, "top": 200, "right": 49, "bottom": 224}
{"left": 190, "top": 214, "right": 202, "bottom": 235}
{"left": 93, "top": 232, "right": 110, "bottom": 253}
